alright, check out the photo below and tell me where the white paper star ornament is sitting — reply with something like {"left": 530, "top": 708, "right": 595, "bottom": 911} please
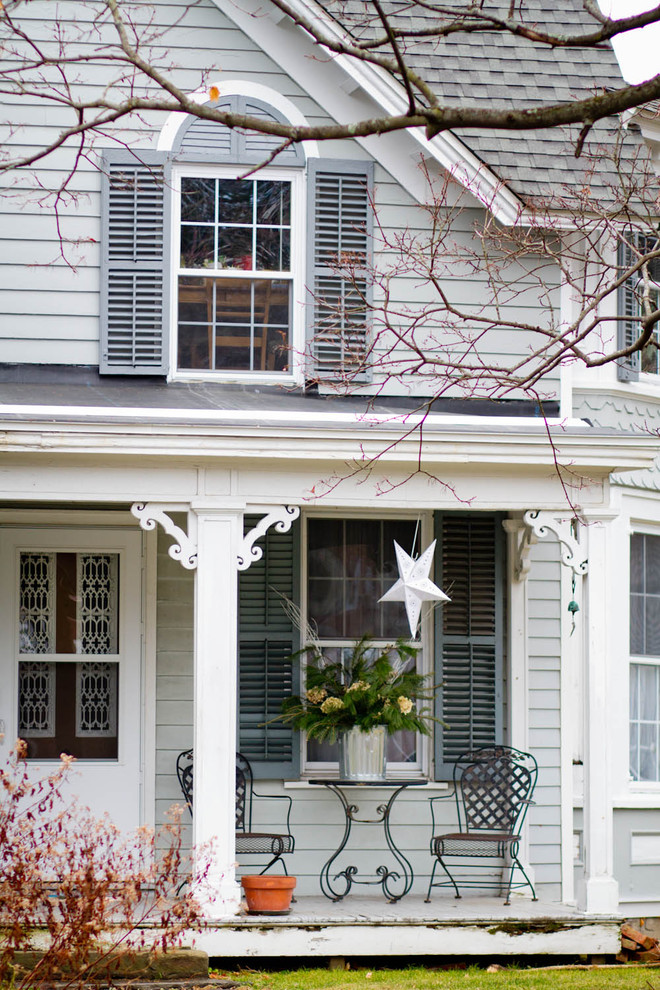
{"left": 378, "top": 540, "right": 450, "bottom": 637}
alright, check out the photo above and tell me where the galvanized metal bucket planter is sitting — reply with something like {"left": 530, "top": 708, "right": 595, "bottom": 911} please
{"left": 339, "top": 726, "right": 387, "bottom": 781}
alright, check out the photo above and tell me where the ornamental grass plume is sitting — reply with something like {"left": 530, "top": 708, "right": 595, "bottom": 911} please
{"left": 277, "top": 635, "right": 440, "bottom": 742}
{"left": 0, "top": 741, "right": 205, "bottom": 989}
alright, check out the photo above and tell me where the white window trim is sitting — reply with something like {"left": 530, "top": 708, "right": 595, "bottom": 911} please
{"left": 169, "top": 163, "right": 306, "bottom": 385}
{"left": 299, "top": 510, "right": 435, "bottom": 780}
{"left": 629, "top": 527, "right": 660, "bottom": 788}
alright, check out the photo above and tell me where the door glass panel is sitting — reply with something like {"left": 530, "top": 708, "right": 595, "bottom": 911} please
{"left": 17, "top": 552, "right": 120, "bottom": 760}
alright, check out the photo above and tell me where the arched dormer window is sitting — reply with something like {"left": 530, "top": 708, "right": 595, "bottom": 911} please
{"left": 99, "top": 94, "right": 372, "bottom": 383}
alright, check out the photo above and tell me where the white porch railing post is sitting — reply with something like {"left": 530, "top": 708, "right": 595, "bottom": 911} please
{"left": 191, "top": 506, "right": 242, "bottom": 918}
{"left": 581, "top": 515, "right": 619, "bottom": 914}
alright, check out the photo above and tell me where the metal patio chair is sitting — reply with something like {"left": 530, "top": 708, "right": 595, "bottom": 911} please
{"left": 425, "top": 745, "right": 537, "bottom": 905}
{"left": 176, "top": 749, "right": 295, "bottom": 874}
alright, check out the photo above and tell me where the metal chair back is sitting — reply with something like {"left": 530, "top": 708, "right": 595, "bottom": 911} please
{"left": 454, "top": 745, "right": 537, "bottom": 836}
{"left": 235, "top": 752, "right": 253, "bottom": 834}
{"left": 176, "top": 748, "right": 249, "bottom": 830}
{"left": 175, "top": 748, "right": 294, "bottom": 876}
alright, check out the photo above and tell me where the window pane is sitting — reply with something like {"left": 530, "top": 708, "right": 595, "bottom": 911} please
{"left": 647, "top": 535, "right": 660, "bottom": 594}
{"left": 214, "top": 280, "right": 251, "bottom": 324}
{"left": 344, "top": 579, "right": 381, "bottom": 637}
{"left": 215, "top": 328, "right": 252, "bottom": 370}
{"left": 256, "top": 181, "right": 290, "bottom": 224}
{"left": 345, "top": 519, "right": 381, "bottom": 576}
{"left": 19, "top": 552, "right": 118, "bottom": 656}
{"left": 20, "top": 553, "right": 54, "bottom": 653}
{"left": 642, "top": 341, "right": 658, "bottom": 374}
{"left": 218, "top": 227, "right": 253, "bottom": 270}
{"left": 308, "top": 578, "right": 344, "bottom": 637}
{"left": 381, "top": 600, "right": 412, "bottom": 639}
{"left": 647, "top": 596, "right": 660, "bottom": 657}
{"left": 180, "top": 226, "right": 215, "bottom": 269}
{"left": 387, "top": 729, "right": 416, "bottom": 763}
{"left": 640, "top": 721, "right": 659, "bottom": 781}
{"left": 630, "top": 663, "right": 640, "bottom": 720}
{"left": 630, "top": 719, "right": 640, "bottom": 780}
{"left": 181, "top": 177, "right": 215, "bottom": 223}
{"left": 631, "top": 533, "right": 644, "bottom": 594}
{"left": 308, "top": 519, "right": 343, "bottom": 578}
{"left": 217, "top": 179, "right": 253, "bottom": 223}
{"left": 179, "top": 276, "right": 210, "bottom": 322}
{"left": 631, "top": 594, "right": 645, "bottom": 654}
{"left": 178, "top": 325, "right": 210, "bottom": 370}
{"left": 256, "top": 229, "right": 290, "bottom": 271}
{"left": 640, "top": 664, "right": 659, "bottom": 722}
{"left": 18, "top": 660, "right": 118, "bottom": 761}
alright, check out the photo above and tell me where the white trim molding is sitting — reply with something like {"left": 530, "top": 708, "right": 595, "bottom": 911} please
{"left": 157, "top": 78, "right": 321, "bottom": 159}
{"left": 237, "top": 505, "right": 300, "bottom": 571}
{"left": 131, "top": 502, "right": 198, "bottom": 570}
{"left": 510, "top": 510, "right": 588, "bottom": 581}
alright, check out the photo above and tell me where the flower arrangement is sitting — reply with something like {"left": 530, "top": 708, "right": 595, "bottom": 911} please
{"left": 278, "top": 635, "right": 438, "bottom": 742}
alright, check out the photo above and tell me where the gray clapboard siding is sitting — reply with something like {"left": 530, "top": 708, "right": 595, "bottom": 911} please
{"left": 0, "top": 0, "right": 340, "bottom": 366}
{"left": 526, "top": 535, "right": 563, "bottom": 899}
{"left": 614, "top": 809, "right": 660, "bottom": 907}
{"left": 2, "top": 0, "right": 562, "bottom": 395}
{"left": 155, "top": 528, "right": 195, "bottom": 832}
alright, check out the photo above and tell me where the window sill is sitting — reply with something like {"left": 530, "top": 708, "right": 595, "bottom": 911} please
{"left": 613, "top": 791, "right": 660, "bottom": 809}
{"left": 170, "top": 370, "right": 299, "bottom": 386}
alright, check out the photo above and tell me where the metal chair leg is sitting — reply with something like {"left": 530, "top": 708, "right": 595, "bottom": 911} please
{"left": 424, "top": 859, "right": 439, "bottom": 903}
{"left": 438, "top": 855, "right": 461, "bottom": 899}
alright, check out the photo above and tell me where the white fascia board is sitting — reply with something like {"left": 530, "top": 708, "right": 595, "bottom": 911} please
{"left": 208, "top": 0, "right": 526, "bottom": 224}
{"left": 0, "top": 406, "right": 657, "bottom": 472}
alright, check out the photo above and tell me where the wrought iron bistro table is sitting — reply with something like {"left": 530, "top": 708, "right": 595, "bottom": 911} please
{"left": 309, "top": 779, "right": 426, "bottom": 903}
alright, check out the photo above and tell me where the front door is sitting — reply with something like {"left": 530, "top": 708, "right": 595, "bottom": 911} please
{"left": 0, "top": 527, "right": 144, "bottom": 833}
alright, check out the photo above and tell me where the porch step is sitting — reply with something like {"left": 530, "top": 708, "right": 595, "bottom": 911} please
{"left": 191, "top": 896, "right": 621, "bottom": 959}
{"left": 11, "top": 948, "right": 210, "bottom": 982}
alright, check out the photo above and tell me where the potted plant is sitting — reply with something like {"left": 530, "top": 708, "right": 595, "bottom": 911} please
{"left": 277, "top": 635, "right": 438, "bottom": 780}
{"left": 241, "top": 874, "right": 297, "bottom": 915}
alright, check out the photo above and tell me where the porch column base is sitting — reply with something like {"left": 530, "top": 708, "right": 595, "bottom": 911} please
{"left": 197, "top": 875, "right": 242, "bottom": 921}
{"left": 582, "top": 875, "right": 619, "bottom": 916}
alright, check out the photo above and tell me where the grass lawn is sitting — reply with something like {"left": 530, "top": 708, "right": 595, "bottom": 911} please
{"left": 216, "top": 965, "right": 660, "bottom": 990}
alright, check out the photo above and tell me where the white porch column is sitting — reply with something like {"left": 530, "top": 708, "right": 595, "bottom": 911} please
{"left": 192, "top": 506, "right": 242, "bottom": 918}
{"left": 503, "top": 518, "right": 534, "bottom": 891}
{"left": 581, "top": 514, "right": 619, "bottom": 915}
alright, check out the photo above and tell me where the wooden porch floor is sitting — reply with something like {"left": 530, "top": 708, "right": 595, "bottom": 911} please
{"left": 192, "top": 896, "right": 621, "bottom": 959}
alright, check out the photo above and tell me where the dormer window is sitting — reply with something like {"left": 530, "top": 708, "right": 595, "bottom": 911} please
{"left": 176, "top": 174, "right": 295, "bottom": 375}
{"left": 99, "top": 95, "right": 373, "bottom": 382}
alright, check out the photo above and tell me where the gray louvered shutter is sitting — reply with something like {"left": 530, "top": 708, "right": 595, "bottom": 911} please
{"left": 238, "top": 514, "right": 300, "bottom": 778}
{"left": 434, "top": 513, "right": 504, "bottom": 779}
{"left": 617, "top": 237, "right": 641, "bottom": 382}
{"left": 306, "top": 159, "right": 373, "bottom": 380}
{"left": 100, "top": 151, "right": 169, "bottom": 374}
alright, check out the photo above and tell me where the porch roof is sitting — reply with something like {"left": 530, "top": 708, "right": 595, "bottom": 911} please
{"left": 0, "top": 371, "right": 657, "bottom": 478}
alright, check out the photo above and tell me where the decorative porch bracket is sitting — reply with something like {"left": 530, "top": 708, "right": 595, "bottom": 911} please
{"left": 131, "top": 502, "right": 199, "bottom": 569}
{"left": 131, "top": 501, "right": 300, "bottom": 573}
{"left": 237, "top": 505, "right": 300, "bottom": 571}
{"left": 510, "top": 509, "right": 588, "bottom": 581}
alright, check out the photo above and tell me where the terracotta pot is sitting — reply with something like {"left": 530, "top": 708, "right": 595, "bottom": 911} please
{"left": 241, "top": 875, "right": 297, "bottom": 915}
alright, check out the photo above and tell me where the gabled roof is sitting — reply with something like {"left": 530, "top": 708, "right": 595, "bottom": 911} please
{"left": 317, "top": 0, "right": 649, "bottom": 206}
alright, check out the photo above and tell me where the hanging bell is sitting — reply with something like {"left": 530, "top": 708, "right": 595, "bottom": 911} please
{"left": 567, "top": 600, "right": 580, "bottom": 615}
